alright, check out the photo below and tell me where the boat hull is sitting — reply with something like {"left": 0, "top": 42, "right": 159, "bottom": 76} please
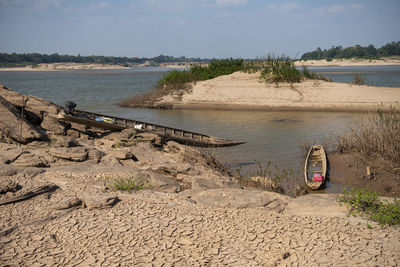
{"left": 304, "top": 144, "right": 327, "bottom": 190}
{"left": 59, "top": 110, "right": 245, "bottom": 148}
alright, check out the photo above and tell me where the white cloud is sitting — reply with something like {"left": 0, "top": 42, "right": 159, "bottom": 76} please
{"left": 266, "top": 2, "right": 299, "bottom": 12}
{"left": 318, "top": 3, "right": 364, "bottom": 15}
{"left": 98, "top": 1, "right": 108, "bottom": 9}
{"left": 216, "top": 0, "right": 248, "bottom": 7}
{"left": 281, "top": 2, "right": 299, "bottom": 12}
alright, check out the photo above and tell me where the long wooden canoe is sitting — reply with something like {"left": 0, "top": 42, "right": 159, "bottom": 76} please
{"left": 304, "top": 144, "right": 327, "bottom": 190}
{"left": 59, "top": 109, "right": 245, "bottom": 148}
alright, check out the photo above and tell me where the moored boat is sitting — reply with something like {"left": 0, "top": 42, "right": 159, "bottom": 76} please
{"left": 304, "top": 144, "right": 327, "bottom": 190}
{"left": 58, "top": 109, "right": 245, "bottom": 148}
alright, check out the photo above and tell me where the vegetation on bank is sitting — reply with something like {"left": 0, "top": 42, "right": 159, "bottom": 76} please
{"left": 0, "top": 52, "right": 208, "bottom": 68}
{"left": 301, "top": 41, "right": 400, "bottom": 60}
{"left": 119, "top": 56, "right": 329, "bottom": 107}
{"left": 336, "top": 107, "right": 400, "bottom": 166}
{"left": 339, "top": 188, "right": 400, "bottom": 226}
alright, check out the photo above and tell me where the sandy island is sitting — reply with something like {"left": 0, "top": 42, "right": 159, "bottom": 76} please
{"left": 152, "top": 71, "right": 400, "bottom": 112}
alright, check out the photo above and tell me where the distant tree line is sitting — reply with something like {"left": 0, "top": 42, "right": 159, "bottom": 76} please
{"left": 0, "top": 53, "right": 209, "bottom": 67}
{"left": 301, "top": 41, "right": 400, "bottom": 60}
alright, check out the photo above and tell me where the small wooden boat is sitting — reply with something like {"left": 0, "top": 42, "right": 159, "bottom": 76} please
{"left": 304, "top": 144, "right": 327, "bottom": 190}
{"left": 58, "top": 109, "right": 245, "bottom": 148}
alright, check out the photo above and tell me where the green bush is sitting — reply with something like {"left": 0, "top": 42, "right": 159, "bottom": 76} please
{"left": 157, "top": 58, "right": 245, "bottom": 86}
{"left": 111, "top": 177, "right": 149, "bottom": 191}
{"left": 339, "top": 188, "right": 400, "bottom": 226}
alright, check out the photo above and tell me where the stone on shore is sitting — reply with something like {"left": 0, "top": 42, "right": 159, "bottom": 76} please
{"left": 0, "top": 84, "right": 65, "bottom": 118}
{"left": 0, "top": 178, "right": 19, "bottom": 193}
{"left": 49, "top": 147, "right": 89, "bottom": 162}
{"left": 142, "top": 172, "right": 181, "bottom": 193}
{"left": 48, "top": 197, "right": 82, "bottom": 210}
{"left": 191, "top": 177, "right": 241, "bottom": 190}
{"left": 11, "top": 152, "right": 50, "bottom": 167}
{"left": 81, "top": 193, "right": 119, "bottom": 210}
{"left": 283, "top": 194, "right": 350, "bottom": 217}
{"left": 0, "top": 95, "right": 45, "bottom": 144}
{"left": 41, "top": 114, "right": 69, "bottom": 135}
{"left": 181, "top": 189, "right": 289, "bottom": 211}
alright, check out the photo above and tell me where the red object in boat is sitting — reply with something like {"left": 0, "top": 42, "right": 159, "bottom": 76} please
{"left": 313, "top": 174, "right": 324, "bottom": 182}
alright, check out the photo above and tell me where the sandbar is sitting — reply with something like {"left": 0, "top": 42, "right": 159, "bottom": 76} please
{"left": 155, "top": 72, "right": 400, "bottom": 112}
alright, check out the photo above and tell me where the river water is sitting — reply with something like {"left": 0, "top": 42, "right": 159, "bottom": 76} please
{"left": 1, "top": 65, "right": 399, "bottom": 188}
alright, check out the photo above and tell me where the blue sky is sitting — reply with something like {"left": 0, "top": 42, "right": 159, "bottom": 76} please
{"left": 0, "top": 0, "right": 399, "bottom": 58}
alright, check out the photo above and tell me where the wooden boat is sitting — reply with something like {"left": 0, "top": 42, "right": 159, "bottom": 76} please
{"left": 58, "top": 109, "right": 245, "bottom": 148}
{"left": 304, "top": 144, "right": 327, "bottom": 190}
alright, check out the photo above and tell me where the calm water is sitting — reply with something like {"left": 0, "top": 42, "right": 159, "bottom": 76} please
{"left": 1, "top": 65, "right": 399, "bottom": 186}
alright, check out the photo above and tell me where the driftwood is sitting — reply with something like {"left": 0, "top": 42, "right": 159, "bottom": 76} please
{"left": 0, "top": 184, "right": 59, "bottom": 206}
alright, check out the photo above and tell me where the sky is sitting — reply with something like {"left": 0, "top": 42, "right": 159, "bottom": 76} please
{"left": 0, "top": 0, "right": 399, "bottom": 58}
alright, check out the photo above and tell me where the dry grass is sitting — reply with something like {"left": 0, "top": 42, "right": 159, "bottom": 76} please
{"left": 352, "top": 72, "right": 365, "bottom": 85}
{"left": 118, "top": 83, "right": 191, "bottom": 108}
{"left": 336, "top": 108, "right": 400, "bottom": 166}
{"left": 198, "top": 148, "right": 231, "bottom": 175}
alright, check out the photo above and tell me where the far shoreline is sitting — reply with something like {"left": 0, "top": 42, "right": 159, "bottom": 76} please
{"left": 1, "top": 58, "right": 400, "bottom": 71}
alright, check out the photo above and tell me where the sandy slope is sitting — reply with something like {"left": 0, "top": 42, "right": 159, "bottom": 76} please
{"left": 158, "top": 72, "right": 400, "bottom": 111}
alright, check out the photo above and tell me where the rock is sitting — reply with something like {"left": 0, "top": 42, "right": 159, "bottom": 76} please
{"left": 81, "top": 193, "right": 119, "bottom": 210}
{"left": 0, "top": 95, "right": 45, "bottom": 144}
{"left": 88, "top": 148, "right": 106, "bottom": 163}
{"left": 66, "top": 129, "right": 80, "bottom": 138}
{"left": 191, "top": 178, "right": 220, "bottom": 190}
{"left": 48, "top": 197, "right": 82, "bottom": 210}
{"left": 100, "top": 154, "right": 122, "bottom": 166}
{"left": 119, "top": 128, "right": 137, "bottom": 140}
{"left": 181, "top": 189, "right": 289, "bottom": 211}
{"left": 0, "top": 178, "right": 19, "bottom": 193}
{"left": 54, "top": 137, "right": 79, "bottom": 147}
{"left": 49, "top": 147, "right": 88, "bottom": 162}
{"left": 0, "top": 85, "right": 64, "bottom": 118}
{"left": 108, "top": 150, "right": 137, "bottom": 160}
{"left": 129, "top": 142, "right": 158, "bottom": 162}
{"left": 11, "top": 152, "right": 50, "bottom": 167}
{"left": 0, "top": 164, "right": 18, "bottom": 176}
{"left": 191, "top": 178, "right": 241, "bottom": 190}
{"left": 283, "top": 194, "right": 349, "bottom": 217}
{"left": 0, "top": 148, "right": 26, "bottom": 164}
{"left": 143, "top": 172, "right": 181, "bottom": 193}
{"left": 21, "top": 167, "right": 46, "bottom": 178}
{"left": 41, "top": 114, "right": 68, "bottom": 135}
{"left": 137, "top": 132, "right": 159, "bottom": 142}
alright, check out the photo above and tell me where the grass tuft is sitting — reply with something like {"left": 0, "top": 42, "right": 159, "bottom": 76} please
{"left": 111, "top": 177, "right": 149, "bottom": 191}
{"left": 352, "top": 72, "right": 365, "bottom": 85}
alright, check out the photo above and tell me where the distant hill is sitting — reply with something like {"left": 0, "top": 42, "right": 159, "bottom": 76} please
{"left": 301, "top": 41, "right": 400, "bottom": 60}
{"left": 0, "top": 53, "right": 209, "bottom": 68}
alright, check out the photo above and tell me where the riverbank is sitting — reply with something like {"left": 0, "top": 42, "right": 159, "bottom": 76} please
{"left": 133, "top": 71, "right": 400, "bottom": 112}
{"left": 295, "top": 58, "right": 400, "bottom": 67}
{"left": 1, "top": 85, "right": 399, "bottom": 265}
{"left": 0, "top": 63, "right": 131, "bottom": 71}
